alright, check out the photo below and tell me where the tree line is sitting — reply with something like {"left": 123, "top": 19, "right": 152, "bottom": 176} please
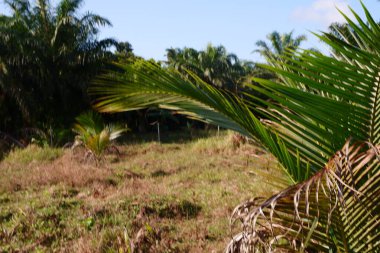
{"left": 0, "top": 0, "right": 320, "bottom": 143}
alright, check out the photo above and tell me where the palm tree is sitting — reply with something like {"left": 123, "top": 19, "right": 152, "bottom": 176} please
{"left": 253, "top": 31, "right": 308, "bottom": 82}
{"left": 116, "top": 41, "right": 134, "bottom": 58}
{"left": 91, "top": 3, "right": 379, "bottom": 252}
{"left": 198, "top": 44, "right": 232, "bottom": 87}
{"left": 166, "top": 47, "right": 203, "bottom": 78}
{"left": 166, "top": 44, "right": 254, "bottom": 93}
{"left": 255, "top": 31, "right": 307, "bottom": 63}
{"left": 72, "top": 111, "right": 127, "bottom": 164}
{"left": 0, "top": 0, "right": 116, "bottom": 130}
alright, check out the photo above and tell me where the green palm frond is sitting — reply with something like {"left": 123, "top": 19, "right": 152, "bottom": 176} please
{"left": 91, "top": 62, "right": 308, "bottom": 182}
{"left": 90, "top": 2, "right": 380, "bottom": 251}
{"left": 244, "top": 3, "right": 380, "bottom": 173}
{"left": 227, "top": 140, "right": 380, "bottom": 252}
{"left": 73, "top": 110, "right": 104, "bottom": 134}
{"left": 91, "top": 3, "right": 380, "bottom": 182}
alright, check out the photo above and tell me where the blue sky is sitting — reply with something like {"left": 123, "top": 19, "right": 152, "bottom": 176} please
{"left": 1, "top": 0, "right": 379, "bottom": 62}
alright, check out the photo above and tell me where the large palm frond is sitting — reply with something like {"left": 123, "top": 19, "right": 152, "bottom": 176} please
{"left": 91, "top": 62, "right": 308, "bottom": 182}
{"left": 55, "top": 0, "right": 83, "bottom": 17}
{"left": 4, "top": 0, "right": 30, "bottom": 16}
{"left": 244, "top": 2, "right": 380, "bottom": 173}
{"left": 227, "top": 140, "right": 380, "bottom": 252}
{"left": 91, "top": 4, "right": 380, "bottom": 183}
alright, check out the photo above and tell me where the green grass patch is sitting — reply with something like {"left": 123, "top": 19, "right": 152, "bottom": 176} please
{"left": 3, "top": 145, "right": 63, "bottom": 165}
{"left": 0, "top": 131, "right": 286, "bottom": 252}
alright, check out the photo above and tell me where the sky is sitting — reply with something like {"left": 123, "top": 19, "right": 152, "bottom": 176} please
{"left": 1, "top": 0, "right": 379, "bottom": 62}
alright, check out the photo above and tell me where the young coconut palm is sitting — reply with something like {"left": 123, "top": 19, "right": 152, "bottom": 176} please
{"left": 91, "top": 3, "right": 379, "bottom": 252}
{"left": 72, "top": 111, "right": 127, "bottom": 163}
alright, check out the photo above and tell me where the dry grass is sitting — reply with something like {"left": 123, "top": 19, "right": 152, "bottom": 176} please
{"left": 0, "top": 146, "right": 112, "bottom": 192}
{"left": 0, "top": 131, "right": 287, "bottom": 252}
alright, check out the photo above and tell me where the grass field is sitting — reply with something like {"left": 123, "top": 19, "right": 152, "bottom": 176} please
{"left": 0, "top": 131, "right": 287, "bottom": 252}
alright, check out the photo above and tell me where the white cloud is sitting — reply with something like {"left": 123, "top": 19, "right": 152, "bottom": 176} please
{"left": 292, "top": 0, "right": 352, "bottom": 27}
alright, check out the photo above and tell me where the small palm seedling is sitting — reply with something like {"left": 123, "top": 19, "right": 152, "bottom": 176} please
{"left": 72, "top": 111, "right": 127, "bottom": 164}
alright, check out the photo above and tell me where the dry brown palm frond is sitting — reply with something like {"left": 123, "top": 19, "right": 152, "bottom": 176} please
{"left": 227, "top": 140, "right": 380, "bottom": 253}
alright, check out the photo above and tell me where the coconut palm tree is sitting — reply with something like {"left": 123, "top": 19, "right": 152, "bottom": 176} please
{"left": 0, "top": 0, "right": 116, "bottom": 130}
{"left": 91, "top": 3, "right": 379, "bottom": 252}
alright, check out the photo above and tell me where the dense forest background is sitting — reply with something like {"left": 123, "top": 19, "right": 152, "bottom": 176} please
{"left": 0, "top": 0, "right": 337, "bottom": 146}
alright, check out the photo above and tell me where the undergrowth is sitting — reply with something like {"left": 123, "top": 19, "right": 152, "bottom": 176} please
{"left": 0, "top": 131, "right": 284, "bottom": 252}
{"left": 3, "top": 145, "right": 63, "bottom": 165}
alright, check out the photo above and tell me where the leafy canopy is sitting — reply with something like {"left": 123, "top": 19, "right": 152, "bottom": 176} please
{"left": 166, "top": 44, "right": 254, "bottom": 93}
{"left": 0, "top": 0, "right": 116, "bottom": 130}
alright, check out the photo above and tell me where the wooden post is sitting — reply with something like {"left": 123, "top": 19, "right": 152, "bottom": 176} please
{"left": 157, "top": 122, "right": 161, "bottom": 143}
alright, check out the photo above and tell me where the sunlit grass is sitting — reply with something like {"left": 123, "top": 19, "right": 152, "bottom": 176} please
{"left": 0, "top": 131, "right": 285, "bottom": 252}
{"left": 3, "top": 145, "right": 63, "bottom": 165}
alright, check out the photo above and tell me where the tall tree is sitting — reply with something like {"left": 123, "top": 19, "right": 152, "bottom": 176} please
{"left": 116, "top": 41, "right": 134, "bottom": 58}
{"left": 166, "top": 44, "right": 254, "bottom": 93}
{"left": 0, "top": 0, "right": 116, "bottom": 131}
{"left": 255, "top": 31, "right": 306, "bottom": 63}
